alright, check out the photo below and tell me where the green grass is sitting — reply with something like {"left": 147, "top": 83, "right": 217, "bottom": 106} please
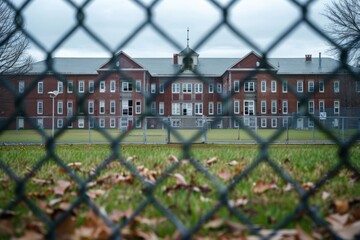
{"left": 0, "top": 144, "right": 359, "bottom": 238}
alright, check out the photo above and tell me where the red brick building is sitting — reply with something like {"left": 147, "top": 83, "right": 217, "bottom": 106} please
{"left": 1, "top": 48, "right": 359, "bottom": 130}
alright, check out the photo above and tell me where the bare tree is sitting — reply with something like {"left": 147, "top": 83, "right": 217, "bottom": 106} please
{"left": 0, "top": 1, "right": 33, "bottom": 75}
{"left": 323, "top": 0, "right": 360, "bottom": 65}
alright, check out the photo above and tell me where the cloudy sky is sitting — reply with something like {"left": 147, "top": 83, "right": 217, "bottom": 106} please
{"left": 12, "top": 0, "right": 332, "bottom": 61}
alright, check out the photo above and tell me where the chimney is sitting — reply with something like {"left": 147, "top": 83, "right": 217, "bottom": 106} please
{"left": 173, "top": 53, "right": 178, "bottom": 65}
{"left": 305, "top": 54, "right": 312, "bottom": 62}
{"left": 319, "top": 52, "right": 322, "bottom": 68}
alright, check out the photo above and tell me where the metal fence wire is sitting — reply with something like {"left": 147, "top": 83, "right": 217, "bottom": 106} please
{"left": 1, "top": 0, "right": 360, "bottom": 239}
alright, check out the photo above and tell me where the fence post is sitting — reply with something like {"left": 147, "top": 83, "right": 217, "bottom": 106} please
{"left": 143, "top": 117, "right": 147, "bottom": 144}
{"left": 342, "top": 117, "right": 345, "bottom": 143}
{"left": 88, "top": 119, "right": 91, "bottom": 144}
{"left": 202, "top": 116, "right": 207, "bottom": 143}
{"left": 312, "top": 121, "right": 315, "bottom": 144}
{"left": 286, "top": 116, "right": 289, "bottom": 144}
{"left": 167, "top": 117, "right": 171, "bottom": 144}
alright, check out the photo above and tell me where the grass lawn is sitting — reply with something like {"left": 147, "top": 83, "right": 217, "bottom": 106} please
{"left": 0, "top": 144, "right": 359, "bottom": 238}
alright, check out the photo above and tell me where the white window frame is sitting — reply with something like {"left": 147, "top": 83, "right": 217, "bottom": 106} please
{"left": 110, "top": 100, "right": 116, "bottom": 114}
{"left": 136, "top": 80, "right": 141, "bottom": 92}
{"left": 100, "top": 81, "right": 106, "bottom": 93}
{"left": 319, "top": 80, "right": 324, "bottom": 93}
{"left": 334, "top": 100, "right": 340, "bottom": 115}
{"left": 208, "top": 84, "right": 214, "bottom": 93}
{"left": 110, "top": 80, "right": 116, "bottom": 93}
{"left": 99, "top": 118, "right": 105, "bottom": 128}
{"left": 244, "top": 81, "right": 255, "bottom": 92}
{"left": 57, "top": 119, "right": 63, "bottom": 128}
{"left": 122, "top": 82, "right": 132, "bottom": 92}
{"left": 308, "top": 100, "right": 314, "bottom": 114}
{"left": 195, "top": 83, "right": 203, "bottom": 93}
{"left": 297, "top": 80, "right": 303, "bottom": 93}
{"left": 110, "top": 118, "right": 116, "bottom": 128}
{"left": 208, "top": 102, "right": 214, "bottom": 115}
{"left": 159, "top": 83, "right": 164, "bottom": 93}
{"left": 89, "top": 81, "right": 94, "bottom": 93}
{"left": 319, "top": 100, "right": 325, "bottom": 113}
{"left": 37, "top": 100, "right": 43, "bottom": 115}
{"left": 182, "top": 83, "right": 192, "bottom": 93}
{"left": 99, "top": 100, "right": 105, "bottom": 114}
{"left": 78, "top": 118, "right": 85, "bottom": 129}
{"left": 88, "top": 100, "right": 94, "bottom": 114}
{"left": 234, "top": 100, "right": 240, "bottom": 114}
{"left": 217, "top": 102, "right": 222, "bottom": 115}
{"left": 261, "top": 100, "right": 266, "bottom": 114}
{"left": 78, "top": 81, "right": 85, "bottom": 93}
{"left": 271, "top": 100, "right": 277, "bottom": 114}
{"left": 172, "top": 83, "right": 180, "bottom": 93}
{"left": 159, "top": 102, "right": 164, "bottom": 115}
{"left": 217, "top": 83, "right": 222, "bottom": 93}
{"left": 308, "top": 80, "right": 314, "bottom": 93}
{"left": 58, "top": 81, "right": 63, "bottom": 93}
{"left": 282, "top": 100, "right": 288, "bottom": 115}
{"left": 151, "top": 83, "right": 156, "bottom": 94}
{"left": 136, "top": 101, "right": 141, "bottom": 115}
{"left": 271, "top": 118, "right": 277, "bottom": 128}
{"left": 172, "top": 103, "right": 180, "bottom": 115}
{"left": 57, "top": 101, "right": 63, "bottom": 115}
{"left": 271, "top": 80, "right": 277, "bottom": 93}
{"left": 334, "top": 81, "right": 340, "bottom": 93}
{"left": 151, "top": 102, "right": 156, "bottom": 115}
{"left": 67, "top": 80, "right": 73, "bottom": 93}
{"left": 234, "top": 80, "right": 240, "bottom": 92}
{"left": 195, "top": 103, "right": 203, "bottom": 115}
{"left": 261, "top": 80, "right": 266, "bottom": 93}
{"left": 282, "top": 80, "right": 288, "bottom": 93}
{"left": 38, "top": 81, "right": 43, "bottom": 94}
{"left": 261, "top": 118, "right": 267, "bottom": 128}
{"left": 243, "top": 100, "right": 255, "bottom": 116}
{"left": 19, "top": 80, "right": 25, "bottom": 93}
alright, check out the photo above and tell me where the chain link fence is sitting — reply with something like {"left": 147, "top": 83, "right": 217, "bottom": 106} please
{"left": 1, "top": 0, "right": 360, "bottom": 239}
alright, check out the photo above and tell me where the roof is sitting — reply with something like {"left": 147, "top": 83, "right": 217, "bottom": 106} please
{"left": 28, "top": 55, "right": 355, "bottom": 76}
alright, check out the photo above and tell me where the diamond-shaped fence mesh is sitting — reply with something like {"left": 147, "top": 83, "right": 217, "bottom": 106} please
{"left": 0, "top": 0, "right": 360, "bottom": 239}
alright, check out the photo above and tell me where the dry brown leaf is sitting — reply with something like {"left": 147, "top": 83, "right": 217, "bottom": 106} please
{"left": 205, "top": 157, "right": 218, "bottom": 166}
{"left": 109, "top": 209, "right": 132, "bottom": 223}
{"left": 228, "top": 160, "right": 239, "bottom": 166}
{"left": 53, "top": 211, "right": 76, "bottom": 240}
{"left": 301, "top": 182, "right": 315, "bottom": 191}
{"left": 228, "top": 198, "right": 248, "bottom": 208}
{"left": 284, "top": 183, "right": 293, "bottom": 192}
{"left": 322, "top": 191, "right": 330, "bottom": 200}
{"left": 333, "top": 199, "right": 350, "bottom": 215}
{"left": 53, "top": 180, "right": 71, "bottom": 196}
{"left": 78, "top": 210, "right": 112, "bottom": 239}
{"left": 233, "top": 162, "right": 247, "bottom": 175}
{"left": 204, "top": 218, "right": 224, "bottom": 229}
{"left": 126, "top": 155, "right": 136, "bottom": 161}
{"left": 87, "top": 189, "right": 106, "bottom": 199}
{"left": 296, "top": 224, "right": 314, "bottom": 240}
{"left": 174, "top": 173, "right": 187, "bottom": 186}
{"left": 217, "top": 169, "right": 232, "bottom": 182}
{"left": 32, "top": 178, "right": 53, "bottom": 185}
{"left": 326, "top": 213, "right": 349, "bottom": 230}
{"left": 67, "top": 162, "right": 82, "bottom": 171}
{"left": 253, "top": 180, "right": 278, "bottom": 194}
{"left": 15, "top": 230, "right": 43, "bottom": 240}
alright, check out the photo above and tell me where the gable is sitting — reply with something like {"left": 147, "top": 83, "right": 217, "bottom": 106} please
{"left": 231, "top": 52, "right": 276, "bottom": 70}
{"left": 99, "top": 52, "right": 144, "bottom": 70}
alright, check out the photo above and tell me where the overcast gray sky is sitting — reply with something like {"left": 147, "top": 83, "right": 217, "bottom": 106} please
{"left": 13, "top": 0, "right": 332, "bottom": 61}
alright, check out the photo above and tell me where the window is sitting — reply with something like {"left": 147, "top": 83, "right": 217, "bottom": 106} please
{"left": 234, "top": 100, "right": 240, "bottom": 114}
{"left": 89, "top": 118, "right": 95, "bottom": 129}
{"left": 110, "top": 100, "right": 116, "bottom": 114}
{"left": 244, "top": 100, "right": 255, "bottom": 115}
{"left": 172, "top": 83, "right": 180, "bottom": 93}
{"left": 78, "top": 118, "right": 84, "bottom": 129}
{"left": 282, "top": 80, "right": 288, "bottom": 93}
{"left": 261, "top": 100, "right": 266, "bottom": 114}
{"left": 195, "top": 83, "right": 203, "bottom": 93}
{"left": 99, "top": 100, "right": 105, "bottom": 114}
{"left": 88, "top": 100, "right": 94, "bottom": 114}
{"left": 271, "top": 80, "right": 277, "bottom": 93}
{"left": 136, "top": 101, "right": 141, "bottom": 114}
{"left": 38, "top": 81, "right": 43, "bottom": 94}
{"left": 308, "top": 80, "right": 314, "bottom": 92}
{"left": 308, "top": 120, "right": 314, "bottom": 128}
{"left": 282, "top": 100, "right": 288, "bottom": 114}
{"left": 89, "top": 81, "right": 94, "bottom": 93}
{"left": 261, "top": 80, "right": 266, "bottom": 93}
{"left": 57, "top": 119, "right": 63, "bottom": 128}
{"left": 79, "top": 81, "right": 85, "bottom": 93}
{"left": 159, "top": 83, "right": 164, "bottom": 93}
{"left": 67, "top": 80, "right": 73, "bottom": 93}
{"left": 271, "top": 118, "right": 277, "bottom": 128}
{"left": 110, "top": 80, "right": 116, "bottom": 93}
{"left": 244, "top": 81, "right": 255, "bottom": 92}
{"left": 217, "top": 102, "right": 222, "bottom": 115}
{"left": 99, "top": 118, "right": 105, "bottom": 128}
{"left": 136, "top": 80, "right": 141, "bottom": 92}
{"left": 319, "top": 100, "right": 325, "bottom": 113}
{"left": 334, "top": 81, "right": 340, "bottom": 93}
{"left": 217, "top": 83, "right": 222, "bottom": 93}
{"left": 100, "top": 81, "right": 106, "bottom": 92}
{"left": 122, "top": 82, "right": 132, "bottom": 92}
{"left": 151, "top": 83, "right": 156, "bottom": 94}
{"left": 208, "top": 102, "right": 214, "bottom": 115}
{"left": 19, "top": 80, "right": 25, "bottom": 93}
{"left": 182, "top": 83, "right": 192, "bottom": 93}
{"left": 159, "top": 102, "right": 164, "bottom": 115}
{"left": 110, "top": 118, "right": 116, "bottom": 128}
{"left": 356, "top": 81, "right": 360, "bottom": 93}
{"left": 283, "top": 118, "right": 289, "bottom": 128}
{"left": 297, "top": 80, "right": 303, "bottom": 92}
{"left": 58, "top": 81, "right": 63, "bottom": 93}
{"left": 57, "top": 101, "right": 63, "bottom": 115}
{"left": 261, "top": 118, "right": 267, "bottom": 128}
{"left": 308, "top": 100, "right": 314, "bottom": 114}
{"left": 37, "top": 101, "right": 43, "bottom": 115}
{"left": 334, "top": 100, "right": 340, "bottom": 115}
{"left": 208, "top": 84, "right": 214, "bottom": 93}
{"left": 195, "top": 103, "right": 203, "bottom": 115}
{"left": 151, "top": 102, "right": 156, "bottom": 115}
{"left": 271, "top": 100, "right": 277, "bottom": 114}
{"left": 122, "top": 100, "right": 133, "bottom": 116}
{"left": 234, "top": 80, "right": 240, "bottom": 92}
{"left": 172, "top": 103, "right": 180, "bottom": 115}
{"left": 319, "top": 80, "right": 324, "bottom": 93}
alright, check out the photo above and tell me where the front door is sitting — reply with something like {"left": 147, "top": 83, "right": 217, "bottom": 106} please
{"left": 182, "top": 103, "right": 193, "bottom": 116}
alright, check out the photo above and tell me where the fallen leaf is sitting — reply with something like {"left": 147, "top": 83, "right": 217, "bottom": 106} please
{"left": 167, "top": 155, "right": 179, "bottom": 163}
{"left": 253, "top": 180, "right": 278, "bottom": 194}
{"left": 233, "top": 162, "right": 247, "bottom": 176}
{"left": 301, "top": 182, "right": 315, "bottom": 191}
{"left": 217, "top": 169, "right": 232, "bottom": 182}
{"left": 126, "top": 155, "right": 136, "bottom": 161}
{"left": 228, "top": 198, "right": 248, "bottom": 208}
{"left": 227, "top": 160, "right": 239, "bottom": 166}
{"left": 15, "top": 230, "right": 43, "bottom": 240}
{"left": 333, "top": 199, "right": 350, "bottom": 215}
{"left": 87, "top": 189, "right": 106, "bottom": 199}
{"left": 67, "top": 162, "right": 82, "bottom": 171}
{"left": 322, "top": 191, "right": 330, "bottom": 200}
{"left": 284, "top": 183, "right": 293, "bottom": 192}
{"left": 204, "top": 218, "right": 224, "bottom": 229}
{"left": 205, "top": 157, "right": 218, "bottom": 166}
{"left": 296, "top": 224, "right": 314, "bottom": 240}
{"left": 54, "top": 180, "right": 71, "bottom": 196}
{"left": 32, "top": 178, "right": 53, "bottom": 185}
{"left": 200, "top": 195, "right": 212, "bottom": 203}
{"left": 174, "top": 173, "right": 187, "bottom": 186}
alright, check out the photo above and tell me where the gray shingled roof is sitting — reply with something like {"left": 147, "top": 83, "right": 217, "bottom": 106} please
{"left": 28, "top": 56, "right": 353, "bottom": 76}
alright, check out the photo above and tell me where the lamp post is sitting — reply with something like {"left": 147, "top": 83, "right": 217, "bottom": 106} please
{"left": 48, "top": 90, "right": 59, "bottom": 137}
